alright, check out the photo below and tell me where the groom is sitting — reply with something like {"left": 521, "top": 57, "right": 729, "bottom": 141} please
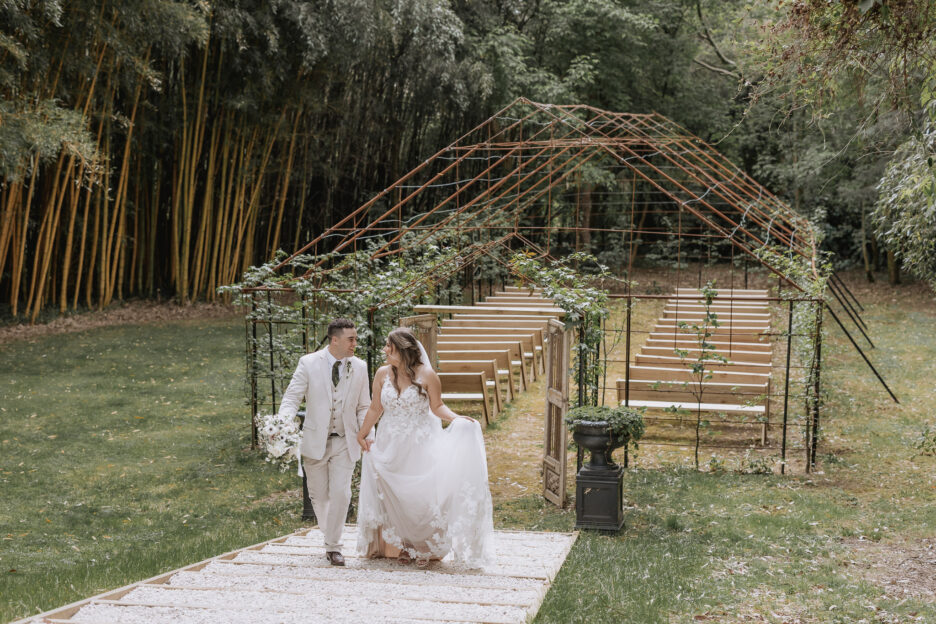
{"left": 277, "top": 318, "right": 371, "bottom": 566}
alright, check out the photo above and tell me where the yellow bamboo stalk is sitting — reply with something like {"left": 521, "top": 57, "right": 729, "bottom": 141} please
{"left": 170, "top": 60, "right": 189, "bottom": 297}
{"left": 96, "top": 139, "right": 112, "bottom": 310}
{"left": 292, "top": 146, "right": 310, "bottom": 253}
{"left": 84, "top": 174, "right": 103, "bottom": 309}
{"left": 186, "top": 44, "right": 211, "bottom": 301}
{"left": 71, "top": 171, "right": 94, "bottom": 310}
{"left": 227, "top": 119, "right": 279, "bottom": 284}
{"left": 145, "top": 164, "right": 160, "bottom": 296}
{"left": 0, "top": 182, "right": 23, "bottom": 280}
{"left": 129, "top": 155, "right": 144, "bottom": 296}
{"left": 209, "top": 111, "right": 234, "bottom": 298}
{"left": 103, "top": 53, "right": 147, "bottom": 306}
{"left": 192, "top": 116, "right": 222, "bottom": 299}
{"left": 24, "top": 151, "right": 70, "bottom": 321}
{"left": 220, "top": 123, "right": 254, "bottom": 286}
{"left": 58, "top": 159, "right": 87, "bottom": 313}
{"left": 11, "top": 157, "right": 39, "bottom": 316}
{"left": 268, "top": 108, "right": 300, "bottom": 256}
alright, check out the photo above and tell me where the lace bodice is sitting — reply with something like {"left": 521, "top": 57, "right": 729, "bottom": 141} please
{"left": 378, "top": 373, "right": 440, "bottom": 444}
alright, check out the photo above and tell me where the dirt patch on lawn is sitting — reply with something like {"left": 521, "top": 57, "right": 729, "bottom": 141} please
{"left": 0, "top": 300, "right": 240, "bottom": 344}
{"left": 846, "top": 536, "right": 936, "bottom": 602}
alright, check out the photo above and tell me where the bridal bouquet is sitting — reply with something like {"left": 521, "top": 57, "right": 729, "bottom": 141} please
{"left": 255, "top": 412, "right": 302, "bottom": 471}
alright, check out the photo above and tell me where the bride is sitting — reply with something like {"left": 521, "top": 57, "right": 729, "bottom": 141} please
{"left": 355, "top": 327, "right": 494, "bottom": 568}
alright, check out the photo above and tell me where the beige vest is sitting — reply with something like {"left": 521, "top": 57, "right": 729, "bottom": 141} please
{"left": 329, "top": 362, "right": 348, "bottom": 435}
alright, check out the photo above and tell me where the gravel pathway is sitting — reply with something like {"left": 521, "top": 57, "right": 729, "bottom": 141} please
{"left": 17, "top": 526, "right": 577, "bottom": 624}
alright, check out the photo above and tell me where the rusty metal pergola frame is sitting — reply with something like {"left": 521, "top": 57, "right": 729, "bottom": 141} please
{"left": 275, "top": 98, "right": 819, "bottom": 291}
{"left": 241, "top": 98, "right": 894, "bottom": 474}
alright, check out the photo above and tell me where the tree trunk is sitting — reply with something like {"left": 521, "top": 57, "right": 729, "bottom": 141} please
{"left": 886, "top": 249, "right": 900, "bottom": 285}
{"left": 860, "top": 204, "right": 874, "bottom": 283}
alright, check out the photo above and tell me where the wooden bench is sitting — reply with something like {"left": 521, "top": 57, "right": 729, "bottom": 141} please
{"left": 665, "top": 301, "right": 769, "bottom": 310}
{"left": 453, "top": 314, "right": 554, "bottom": 326}
{"left": 438, "top": 326, "right": 545, "bottom": 374}
{"left": 662, "top": 309, "right": 771, "bottom": 322}
{"left": 442, "top": 319, "right": 549, "bottom": 339}
{"left": 616, "top": 380, "right": 770, "bottom": 444}
{"left": 625, "top": 379, "right": 769, "bottom": 405}
{"left": 482, "top": 296, "right": 556, "bottom": 305}
{"left": 633, "top": 352, "right": 771, "bottom": 373}
{"left": 641, "top": 345, "right": 772, "bottom": 364}
{"left": 652, "top": 325, "right": 769, "bottom": 342}
{"left": 501, "top": 286, "right": 544, "bottom": 295}
{"left": 627, "top": 364, "right": 770, "bottom": 385}
{"left": 474, "top": 300, "right": 557, "bottom": 308}
{"left": 674, "top": 288, "right": 769, "bottom": 299}
{"left": 437, "top": 349, "right": 518, "bottom": 398}
{"left": 439, "top": 332, "right": 539, "bottom": 380}
{"left": 438, "top": 372, "right": 494, "bottom": 426}
{"left": 438, "top": 359, "right": 505, "bottom": 412}
{"left": 647, "top": 332, "right": 772, "bottom": 346}
{"left": 436, "top": 338, "right": 532, "bottom": 388}
{"left": 646, "top": 337, "right": 772, "bottom": 352}
{"left": 414, "top": 304, "right": 564, "bottom": 318}
{"left": 665, "top": 298, "right": 769, "bottom": 308}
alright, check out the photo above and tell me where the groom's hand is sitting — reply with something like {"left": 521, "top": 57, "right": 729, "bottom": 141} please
{"left": 357, "top": 432, "right": 372, "bottom": 452}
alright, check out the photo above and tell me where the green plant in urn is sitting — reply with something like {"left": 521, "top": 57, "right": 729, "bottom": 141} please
{"left": 565, "top": 405, "right": 645, "bottom": 468}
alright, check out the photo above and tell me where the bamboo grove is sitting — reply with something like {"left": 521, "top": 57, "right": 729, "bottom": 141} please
{"left": 0, "top": 1, "right": 492, "bottom": 320}
{"left": 3, "top": 1, "right": 934, "bottom": 321}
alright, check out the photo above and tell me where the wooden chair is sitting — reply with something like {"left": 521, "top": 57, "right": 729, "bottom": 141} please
{"left": 438, "top": 371, "right": 494, "bottom": 426}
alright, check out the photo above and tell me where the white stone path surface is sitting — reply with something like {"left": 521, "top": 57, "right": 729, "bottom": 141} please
{"left": 14, "top": 526, "right": 577, "bottom": 624}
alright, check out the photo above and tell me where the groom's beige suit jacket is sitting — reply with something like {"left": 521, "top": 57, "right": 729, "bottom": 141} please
{"left": 277, "top": 348, "right": 371, "bottom": 462}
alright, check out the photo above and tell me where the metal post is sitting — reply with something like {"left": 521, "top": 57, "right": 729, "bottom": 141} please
{"left": 624, "top": 296, "right": 632, "bottom": 407}
{"left": 824, "top": 304, "right": 899, "bottom": 403}
{"left": 367, "top": 308, "right": 376, "bottom": 386}
{"left": 301, "top": 300, "right": 309, "bottom": 353}
{"left": 781, "top": 300, "right": 793, "bottom": 474}
{"left": 829, "top": 278, "right": 869, "bottom": 333}
{"left": 577, "top": 324, "right": 586, "bottom": 407}
{"left": 267, "top": 291, "right": 277, "bottom": 415}
{"left": 810, "top": 305, "right": 823, "bottom": 468}
{"left": 249, "top": 293, "right": 259, "bottom": 449}
{"left": 833, "top": 272, "right": 864, "bottom": 312}
{"left": 828, "top": 279, "right": 872, "bottom": 345}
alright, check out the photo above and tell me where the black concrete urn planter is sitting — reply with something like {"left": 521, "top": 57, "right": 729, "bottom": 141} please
{"left": 566, "top": 405, "right": 645, "bottom": 532}
{"left": 572, "top": 421, "right": 627, "bottom": 531}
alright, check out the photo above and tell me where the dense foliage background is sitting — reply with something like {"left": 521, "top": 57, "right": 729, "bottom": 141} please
{"left": 1, "top": 0, "right": 934, "bottom": 320}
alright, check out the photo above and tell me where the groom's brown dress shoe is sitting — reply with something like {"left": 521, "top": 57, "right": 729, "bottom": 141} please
{"left": 325, "top": 551, "right": 345, "bottom": 566}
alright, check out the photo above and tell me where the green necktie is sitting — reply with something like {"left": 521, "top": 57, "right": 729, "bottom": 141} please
{"left": 332, "top": 360, "right": 341, "bottom": 387}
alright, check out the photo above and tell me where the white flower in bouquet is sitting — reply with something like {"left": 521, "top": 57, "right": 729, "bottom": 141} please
{"left": 255, "top": 413, "right": 302, "bottom": 471}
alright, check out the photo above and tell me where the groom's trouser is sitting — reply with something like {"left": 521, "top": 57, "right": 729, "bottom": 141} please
{"left": 302, "top": 435, "right": 354, "bottom": 552}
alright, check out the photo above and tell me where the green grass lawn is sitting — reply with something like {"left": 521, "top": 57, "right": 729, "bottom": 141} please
{"left": 0, "top": 319, "right": 305, "bottom": 622}
{"left": 2, "top": 278, "right": 935, "bottom": 623}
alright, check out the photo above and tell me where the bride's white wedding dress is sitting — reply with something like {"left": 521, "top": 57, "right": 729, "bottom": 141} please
{"left": 357, "top": 375, "right": 494, "bottom": 567}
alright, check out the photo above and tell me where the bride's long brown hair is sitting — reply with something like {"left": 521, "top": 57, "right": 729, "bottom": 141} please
{"left": 386, "top": 328, "right": 427, "bottom": 398}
